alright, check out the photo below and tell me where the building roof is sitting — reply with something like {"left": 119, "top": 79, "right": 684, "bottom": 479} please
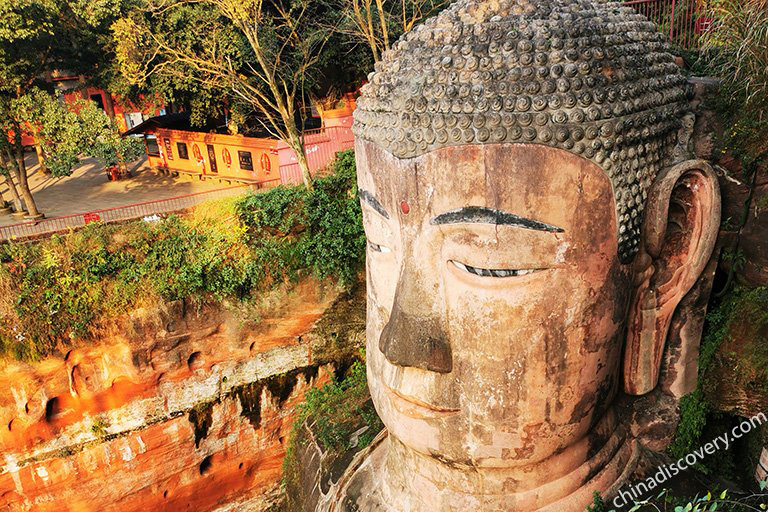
{"left": 121, "top": 112, "right": 195, "bottom": 136}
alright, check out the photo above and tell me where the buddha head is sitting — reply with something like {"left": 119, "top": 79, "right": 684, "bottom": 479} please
{"left": 353, "top": 0, "right": 720, "bottom": 480}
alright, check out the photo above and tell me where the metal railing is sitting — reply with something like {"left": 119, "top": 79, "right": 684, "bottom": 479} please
{"left": 279, "top": 126, "right": 355, "bottom": 185}
{"left": 0, "top": 185, "right": 259, "bottom": 242}
{"left": 624, "top": 0, "right": 713, "bottom": 50}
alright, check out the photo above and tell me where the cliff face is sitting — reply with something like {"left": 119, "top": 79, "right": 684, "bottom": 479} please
{"left": 0, "top": 279, "right": 360, "bottom": 512}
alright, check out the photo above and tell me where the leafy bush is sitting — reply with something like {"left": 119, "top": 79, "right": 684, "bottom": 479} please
{"left": 0, "top": 152, "right": 366, "bottom": 361}
{"left": 617, "top": 487, "right": 768, "bottom": 512}
{"left": 292, "top": 359, "right": 381, "bottom": 452}
{"left": 282, "top": 355, "right": 383, "bottom": 512}
{"left": 669, "top": 287, "right": 768, "bottom": 459}
{"left": 237, "top": 150, "right": 366, "bottom": 287}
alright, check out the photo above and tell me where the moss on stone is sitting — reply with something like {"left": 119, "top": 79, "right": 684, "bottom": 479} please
{"left": 670, "top": 286, "right": 768, "bottom": 459}
{"left": 188, "top": 400, "right": 217, "bottom": 448}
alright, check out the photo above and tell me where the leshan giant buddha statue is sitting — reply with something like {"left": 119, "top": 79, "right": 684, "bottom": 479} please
{"left": 327, "top": 0, "right": 720, "bottom": 510}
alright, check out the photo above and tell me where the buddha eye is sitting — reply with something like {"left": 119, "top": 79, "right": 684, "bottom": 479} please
{"left": 450, "top": 260, "right": 539, "bottom": 278}
{"left": 368, "top": 241, "right": 392, "bottom": 254}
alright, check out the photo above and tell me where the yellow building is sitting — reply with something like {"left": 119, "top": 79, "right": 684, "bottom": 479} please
{"left": 147, "top": 129, "right": 280, "bottom": 185}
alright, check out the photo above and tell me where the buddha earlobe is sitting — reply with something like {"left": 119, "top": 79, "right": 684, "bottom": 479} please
{"left": 623, "top": 160, "right": 721, "bottom": 396}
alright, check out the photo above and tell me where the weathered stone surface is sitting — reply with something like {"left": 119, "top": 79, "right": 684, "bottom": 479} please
{"left": 659, "top": 255, "right": 719, "bottom": 399}
{"left": 706, "top": 289, "right": 768, "bottom": 420}
{"left": 688, "top": 75, "right": 768, "bottom": 287}
{"left": 354, "top": 0, "right": 692, "bottom": 262}
{"left": 0, "top": 279, "right": 343, "bottom": 511}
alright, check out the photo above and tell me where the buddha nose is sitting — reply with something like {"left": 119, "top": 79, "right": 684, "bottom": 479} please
{"left": 378, "top": 263, "right": 452, "bottom": 373}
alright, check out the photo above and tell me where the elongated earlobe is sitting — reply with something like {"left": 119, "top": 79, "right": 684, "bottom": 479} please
{"left": 624, "top": 160, "right": 720, "bottom": 396}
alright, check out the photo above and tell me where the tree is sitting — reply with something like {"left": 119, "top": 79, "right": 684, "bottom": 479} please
{"left": 0, "top": 163, "right": 24, "bottom": 215}
{"left": 0, "top": 0, "right": 134, "bottom": 217}
{"left": 114, "top": 0, "right": 335, "bottom": 189}
{"left": 334, "top": 0, "right": 449, "bottom": 62}
{"left": 12, "top": 89, "right": 82, "bottom": 178}
{"left": 75, "top": 99, "right": 145, "bottom": 171}
{"left": 0, "top": 99, "right": 45, "bottom": 218}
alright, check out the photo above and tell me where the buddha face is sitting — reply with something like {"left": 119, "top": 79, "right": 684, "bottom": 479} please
{"left": 357, "top": 140, "right": 634, "bottom": 467}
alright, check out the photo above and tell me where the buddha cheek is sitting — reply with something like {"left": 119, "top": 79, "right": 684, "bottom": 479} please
{"left": 441, "top": 269, "right": 623, "bottom": 464}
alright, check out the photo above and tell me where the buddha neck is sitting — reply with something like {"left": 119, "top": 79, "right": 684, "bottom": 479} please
{"left": 376, "top": 408, "right": 637, "bottom": 511}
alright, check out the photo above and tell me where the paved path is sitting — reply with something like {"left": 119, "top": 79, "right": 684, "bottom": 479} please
{"left": 0, "top": 152, "right": 240, "bottom": 227}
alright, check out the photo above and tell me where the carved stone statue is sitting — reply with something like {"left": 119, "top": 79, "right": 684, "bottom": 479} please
{"left": 321, "top": 0, "right": 721, "bottom": 510}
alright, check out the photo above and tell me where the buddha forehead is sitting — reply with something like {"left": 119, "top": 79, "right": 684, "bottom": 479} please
{"left": 353, "top": 0, "right": 690, "bottom": 262}
{"left": 358, "top": 141, "right": 616, "bottom": 241}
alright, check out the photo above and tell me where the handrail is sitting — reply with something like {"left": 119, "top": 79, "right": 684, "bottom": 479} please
{"left": 0, "top": 183, "right": 266, "bottom": 242}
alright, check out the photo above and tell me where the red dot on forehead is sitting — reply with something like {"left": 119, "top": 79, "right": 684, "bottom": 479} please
{"left": 400, "top": 201, "right": 410, "bottom": 215}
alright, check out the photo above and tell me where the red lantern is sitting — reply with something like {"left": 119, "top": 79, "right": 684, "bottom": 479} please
{"left": 223, "top": 148, "right": 232, "bottom": 167}
{"left": 260, "top": 153, "right": 271, "bottom": 174}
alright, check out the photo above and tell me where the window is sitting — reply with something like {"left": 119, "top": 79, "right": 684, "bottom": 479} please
{"left": 177, "top": 142, "right": 189, "bottom": 159}
{"left": 238, "top": 151, "right": 254, "bottom": 171}
{"left": 145, "top": 136, "right": 160, "bottom": 157}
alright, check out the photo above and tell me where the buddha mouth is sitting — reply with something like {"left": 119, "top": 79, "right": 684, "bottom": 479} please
{"left": 383, "top": 384, "right": 459, "bottom": 419}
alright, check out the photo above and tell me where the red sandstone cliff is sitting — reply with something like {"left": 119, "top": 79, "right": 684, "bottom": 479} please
{"left": 0, "top": 279, "right": 364, "bottom": 511}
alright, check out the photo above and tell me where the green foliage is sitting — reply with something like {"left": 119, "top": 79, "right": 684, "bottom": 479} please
{"left": 668, "top": 389, "right": 710, "bottom": 459}
{"left": 11, "top": 88, "right": 82, "bottom": 176}
{"left": 301, "top": 151, "right": 366, "bottom": 285}
{"left": 6, "top": 89, "right": 139, "bottom": 178}
{"left": 237, "top": 150, "right": 366, "bottom": 287}
{"left": 112, "top": 1, "right": 243, "bottom": 127}
{"left": 587, "top": 491, "right": 608, "bottom": 512}
{"left": 75, "top": 99, "right": 146, "bottom": 169}
{"left": 670, "top": 287, "right": 768, "bottom": 459}
{"left": 282, "top": 354, "right": 382, "bottom": 512}
{"left": 0, "top": 154, "right": 365, "bottom": 361}
{"left": 293, "top": 359, "right": 382, "bottom": 452}
{"left": 615, "top": 487, "right": 768, "bottom": 512}
{"left": 113, "top": 0, "right": 334, "bottom": 144}
{"left": 329, "top": 0, "right": 450, "bottom": 63}
{"left": 700, "top": 0, "right": 768, "bottom": 158}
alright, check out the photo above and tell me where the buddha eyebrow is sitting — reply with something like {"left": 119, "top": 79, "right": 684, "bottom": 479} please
{"left": 430, "top": 207, "right": 564, "bottom": 233}
{"left": 358, "top": 189, "right": 390, "bottom": 219}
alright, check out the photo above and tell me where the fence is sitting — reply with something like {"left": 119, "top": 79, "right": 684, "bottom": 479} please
{"left": 0, "top": 185, "right": 255, "bottom": 242}
{"left": 624, "top": 0, "right": 713, "bottom": 50}
{"left": 279, "top": 126, "right": 355, "bottom": 185}
{"left": 0, "top": 124, "right": 353, "bottom": 242}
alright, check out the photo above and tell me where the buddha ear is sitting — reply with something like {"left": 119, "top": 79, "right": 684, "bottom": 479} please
{"left": 623, "top": 160, "right": 720, "bottom": 396}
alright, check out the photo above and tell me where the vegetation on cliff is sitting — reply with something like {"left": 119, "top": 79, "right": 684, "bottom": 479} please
{"left": 282, "top": 358, "right": 384, "bottom": 512}
{"left": 0, "top": 151, "right": 365, "bottom": 361}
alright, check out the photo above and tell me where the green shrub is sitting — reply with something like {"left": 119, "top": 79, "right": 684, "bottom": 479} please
{"left": 293, "top": 359, "right": 381, "bottom": 451}
{"left": 301, "top": 151, "right": 366, "bottom": 286}
{"left": 282, "top": 356, "right": 383, "bottom": 512}
{"left": 237, "top": 150, "right": 366, "bottom": 287}
{"left": 0, "top": 152, "right": 366, "bottom": 361}
{"left": 670, "top": 287, "right": 768, "bottom": 459}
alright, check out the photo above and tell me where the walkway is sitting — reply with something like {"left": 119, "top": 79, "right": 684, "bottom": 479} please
{"left": 0, "top": 152, "right": 242, "bottom": 228}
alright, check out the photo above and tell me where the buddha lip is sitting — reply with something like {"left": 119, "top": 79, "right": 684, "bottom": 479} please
{"left": 383, "top": 385, "right": 459, "bottom": 416}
